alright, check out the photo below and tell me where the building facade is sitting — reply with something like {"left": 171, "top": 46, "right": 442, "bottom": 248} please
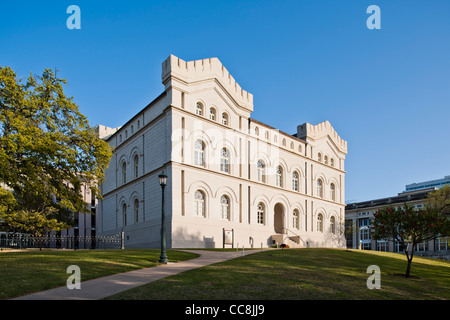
{"left": 55, "top": 183, "right": 98, "bottom": 249}
{"left": 1, "top": 180, "right": 100, "bottom": 250}
{"left": 345, "top": 184, "right": 450, "bottom": 259}
{"left": 97, "top": 55, "right": 348, "bottom": 249}
{"left": 405, "top": 175, "right": 450, "bottom": 192}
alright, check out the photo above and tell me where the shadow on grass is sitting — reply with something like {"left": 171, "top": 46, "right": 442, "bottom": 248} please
{"left": 0, "top": 249, "right": 199, "bottom": 300}
{"left": 106, "top": 248, "right": 450, "bottom": 300}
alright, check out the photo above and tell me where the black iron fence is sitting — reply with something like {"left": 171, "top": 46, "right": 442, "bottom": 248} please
{"left": 0, "top": 232, "right": 123, "bottom": 250}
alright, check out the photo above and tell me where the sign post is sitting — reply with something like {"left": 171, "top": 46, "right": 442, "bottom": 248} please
{"left": 223, "top": 229, "right": 234, "bottom": 248}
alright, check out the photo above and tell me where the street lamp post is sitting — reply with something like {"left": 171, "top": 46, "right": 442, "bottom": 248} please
{"left": 158, "top": 171, "right": 168, "bottom": 264}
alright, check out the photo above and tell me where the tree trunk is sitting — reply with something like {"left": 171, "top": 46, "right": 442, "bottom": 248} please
{"left": 405, "top": 256, "right": 412, "bottom": 277}
{"left": 405, "top": 244, "right": 414, "bottom": 278}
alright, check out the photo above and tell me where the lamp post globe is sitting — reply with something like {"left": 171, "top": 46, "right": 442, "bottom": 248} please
{"left": 159, "top": 172, "right": 168, "bottom": 187}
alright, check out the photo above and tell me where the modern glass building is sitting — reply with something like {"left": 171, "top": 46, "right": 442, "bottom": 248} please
{"left": 405, "top": 175, "right": 450, "bottom": 192}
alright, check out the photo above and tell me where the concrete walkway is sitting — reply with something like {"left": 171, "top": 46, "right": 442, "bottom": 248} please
{"left": 12, "top": 249, "right": 263, "bottom": 300}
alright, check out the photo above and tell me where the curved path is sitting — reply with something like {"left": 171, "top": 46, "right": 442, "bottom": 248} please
{"left": 12, "top": 249, "right": 263, "bottom": 300}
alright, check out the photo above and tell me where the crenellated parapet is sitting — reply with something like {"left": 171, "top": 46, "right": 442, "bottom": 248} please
{"left": 97, "top": 124, "right": 120, "bottom": 140}
{"left": 297, "top": 120, "right": 347, "bottom": 154}
{"left": 161, "top": 55, "right": 253, "bottom": 112}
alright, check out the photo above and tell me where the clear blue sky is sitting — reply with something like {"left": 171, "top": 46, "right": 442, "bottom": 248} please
{"left": 1, "top": 0, "right": 449, "bottom": 203}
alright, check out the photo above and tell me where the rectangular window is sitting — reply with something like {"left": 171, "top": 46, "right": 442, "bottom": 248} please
{"left": 221, "top": 206, "right": 229, "bottom": 220}
{"left": 360, "top": 229, "right": 370, "bottom": 241}
{"left": 91, "top": 190, "right": 96, "bottom": 206}
{"left": 194, "top": 151, "right": 204, "bottom": 166}
{"left": 134, "top": 159, "right": 139, "bottom": 178}
{"left": 359, "top": 218, "right": 370, "bottom": 227}
{"left": 376, "top": 241, "right": 388, "bottom": 252}
{"left": 293, "top": 179, "right": 298, "bottom": 191}
{"left": 394, "top": 241, "right": 405, "bottom": 252}
{"left": 194, "top": 201, "right": 204, "bottom": 217}
{"left": 220, "top": 159, "right": 229, "bottom": 173}
{"left": 361, "top": 242, "right": 371, "bottom": 250}
{"left": 257, "top": 212, "right": 264, "bottom": 225}
{"left": 415, "top": 241, "right": 428, "bottom": 252}
{"left": 293, "top": 216, "right": 298, "bottom": 229}
{"left": 435, "top": 237, "right": 449, "bottom": 251}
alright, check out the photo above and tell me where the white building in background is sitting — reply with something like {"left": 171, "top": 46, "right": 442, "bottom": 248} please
{"left": 97, "top": 55, "right": 348, "bottom": 249}
{"left": 405, "top": 175, "right": 450, "bottom": 192}
{"left": 345, "top": 177, "right": 450, "bottom": 259}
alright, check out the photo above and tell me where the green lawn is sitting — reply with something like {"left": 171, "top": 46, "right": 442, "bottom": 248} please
{"left": 2, "top": 248, "right": 449, "bottom": 300}
{"left": 0, "top": 249, "right": 199, "bottom": 300}
{"left": 107, "top": 248, "right": 450, "bottom": 300}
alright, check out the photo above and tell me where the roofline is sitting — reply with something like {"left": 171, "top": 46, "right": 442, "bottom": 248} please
{"left": 345, "top": 188, "right": 435, "bottom": 210}
{"left": 249, "top": 118, "right": 307, "bottom": 145}
{"left": 105, "top": 91, "right": 167, "bottom": 142}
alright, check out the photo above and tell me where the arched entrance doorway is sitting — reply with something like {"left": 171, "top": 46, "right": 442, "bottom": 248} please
{"left": 274, "top": 203, "right": 285, "bottom": 234}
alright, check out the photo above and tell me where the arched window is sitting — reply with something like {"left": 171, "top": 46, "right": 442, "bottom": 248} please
{"left": 293, "top": 209, "right": 299, "bottom": 229}
{"left": 265, "top": 131, "right": 269, "bottom": 140}
{"left": 134, "top": 199, "right": 139, "bottom": 224}
{"left": 196, "top": 103, "right": 203, "bottom": 116}
{"left": 222, "top": 113, "right": 228, "bottom": 126}
{"left": 318, "top": 153, "right": 322, "bottom": 162}
{"left": 317, "top": 213, "right": 323, "bottom": 232}
{"left": 282, "top": 139, "right": 286, "bottom": 146}
{"left": 134, "top": 155, "right": 139, "bottom": 178}
{"left": 257, "top": 160, "right": 265, "bottom": 183}
{"left": 317, "top": 179, "right": 324, "bottom": 198}
{"left": 255, "top": 127, "right": 259, "bottom": 136}
{"left": 330, "top": 183, "right": 336, "bottom": 201}
{"left": 292, "top": 171, "right": 299, "bottom": 191}
{"left": 194, "top": 191, "right": 205, "bottom": 217}
{"left": 330, "top": 158, "right": 334, "bottom": 167}
{"left": 122, "top": 203, "right": 127, "bottom": 227}
{"left": 324, "top": 155, "right": 328, "bottom": 165}
{"left": 298, "top": 145, "right": 302, "bottom": 153}
{"left": 209, "top": 108, "right": 216, "bottom": 121}
{"left": 290, "top": 142, "right": 294, "bottom": 149}
{"left": 122, "top": 162, "right": 127, "bottom": 184}
{"left": 194, "top": 140, "right": 205, "bottom": 167}
{"left": 276, "top": 166, "right": 283, "bottom": 187}
{"left": 220, "top": 195, "right": 230, "bottom": 220}
{"left": 257, "top": 202, "right": 265, "bottom": 225}
{"left": 220, "top": 148, "right": 230, "bottom": 173}
{"left": 330, "top": 216, "right": 336, "bottom": 234}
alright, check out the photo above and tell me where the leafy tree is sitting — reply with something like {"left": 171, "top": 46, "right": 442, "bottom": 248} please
{"left": 0, "top": 188, "right": 17, "bottom": 231}
{"left": 0, "top": 66, "right": 113, "bottom": 234}
{"left": 426, "top": 185, "right": 450, "bottom": 217}
{"left": 371, "top": 205, "right": 449, "bottom": 278}
{"left": 0, "top": 188, "right": 16, "bottom": 216}
{"left": 344, "top": 219, "right": 357, "bottom": 250}
{"left": 3, "top": 208, "right": 69, "bottom": 247}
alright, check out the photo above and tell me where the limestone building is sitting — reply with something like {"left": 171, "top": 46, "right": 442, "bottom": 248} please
{"left": 97, "top": 55, "right": 348, "bottom": 249}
